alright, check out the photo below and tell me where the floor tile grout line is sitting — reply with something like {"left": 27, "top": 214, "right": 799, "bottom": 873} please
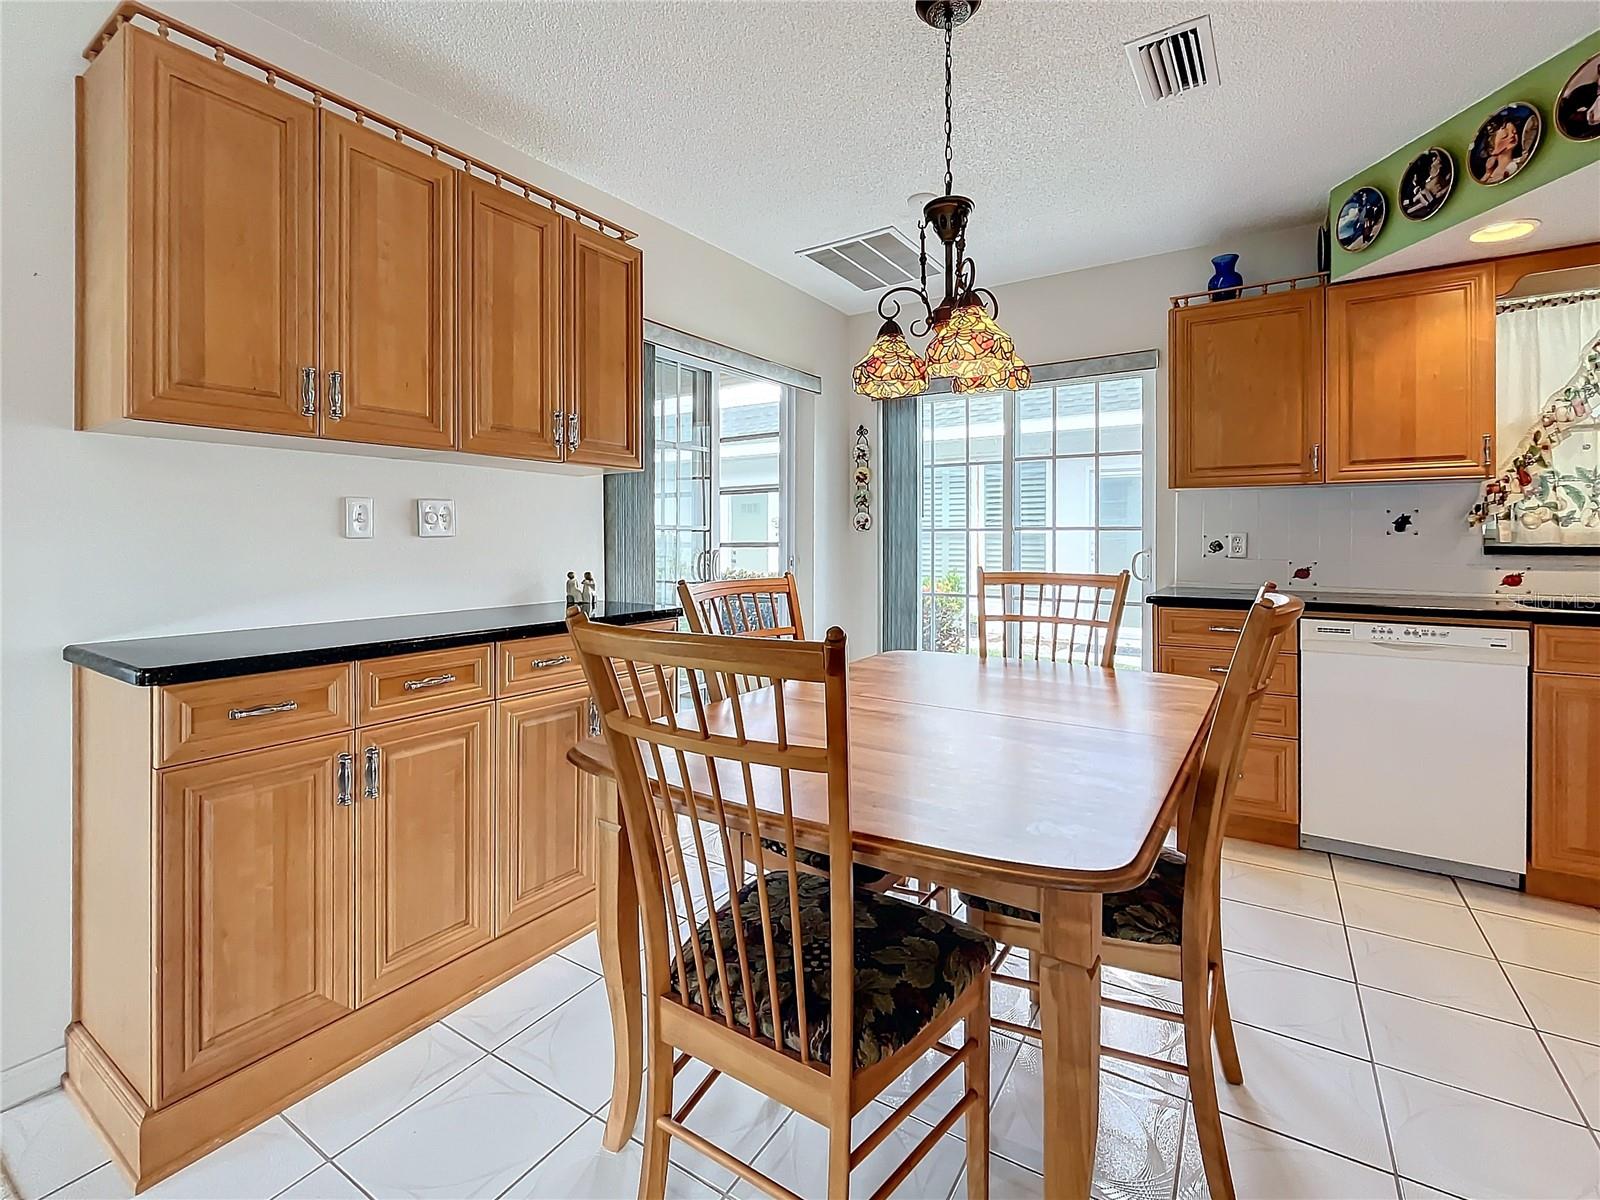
{"left": 1377, "top": 1060, "right": 1598, "bottom": 1130}
{"left": 1397, "top": 1172, "right": 1471, "bottom": 1200}
{"left": 34, "top": 1159, "right": 111, "bottom": 1200}
{"left": 328, "top": 1159, "right": 376, "bottom": 1199}
{"left": 1456, "top": 893, "right": 1596, "bottom": 1137}
{"left": 314, "top": 1041, "right": 492, "bottom": 1164}
{"left": 446, "top": 971, "right": 602, "bottom": 1056}
{"left": 279, "top": 1111, "right": 332, "bottom": 1164}
{"left": 1200, "top": 1102, "right": 1406, "bottom": 1189}
{"left": 1333, "top": 864, "right": 1401, "bottom": 1180}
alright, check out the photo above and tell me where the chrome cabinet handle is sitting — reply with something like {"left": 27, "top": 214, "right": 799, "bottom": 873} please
{"left": 301, "top": 367, "right": 317, "bottom": 417}
{"left": 328, "top": 370, "right": 345, "bottom": 421}
{"left": 567, "top": 409, "right": 580, "bottom": 451}
{"left": 587, "top": 699, "right": 601, "bottom": 738}
{"left": 1206, "top": 625, "right": 1243, "bottom": 635}
{"left": 336, "top": 752, "right": 354, "bottom": 806}
{"left": 227, "top": 700, "right": 298, "bottom": 720}
{"left": 529, "top": 655, "right": 571, "bottom": 670}
{"left": 553, "top": 406, "right": 564, "bottom": 455}
{"left": 1206, "top": 666, "right": 1229, "bottom": 675}
{"left": 402, "top": 672, "right": 456, "bottom": 692}
{"left": 1482, "top": 433, "right": 1492, "bottom": 468}
{"left": 1310, "top": 442, "right": 1320, "bottom": 474}
{"left": 363, "top": 746, "right": 379, "bottom": 800}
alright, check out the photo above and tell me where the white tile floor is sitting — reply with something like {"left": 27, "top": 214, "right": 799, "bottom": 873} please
{"left": 5, "top": 839, "right": 1599, "bottom": 1200}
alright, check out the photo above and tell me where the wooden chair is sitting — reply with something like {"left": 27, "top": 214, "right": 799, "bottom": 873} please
{"left": 567, "top": 612, "right": 995, "bottom": 1200}
{"left": 958, "top": 583, "right": 1304, "bottom": 1200}
{"left": 974, "top": 568, "right": 1131, "bottom": 667}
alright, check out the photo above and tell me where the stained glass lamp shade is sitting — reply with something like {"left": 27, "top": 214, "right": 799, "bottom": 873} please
{"left": 852, "top": 320, "right": 929, "bottom": 399}
{"left": 953, "top": 351, "right": 1032, "bottom": 393}
{"left": 924, "top": 300, "right": 1017, "bottom": 381}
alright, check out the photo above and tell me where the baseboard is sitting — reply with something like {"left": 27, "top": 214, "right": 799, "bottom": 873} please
{"left": 2, "top": 1046, "right": 66, "bottom": 1110}
{"left": 1526, "top": 865, "right": 1600, "bottom": 909}
{"left": 1225, "top": 813, "right": 1299, "bottom": 849}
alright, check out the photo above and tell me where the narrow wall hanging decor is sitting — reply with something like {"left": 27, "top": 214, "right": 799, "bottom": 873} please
{"left": 853, "top": 425, "right": 873, "bottom": 531}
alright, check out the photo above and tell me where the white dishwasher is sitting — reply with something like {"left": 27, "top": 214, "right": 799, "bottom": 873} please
{"left": 1299, "top": 618, "right": 1530, "bottom": 886}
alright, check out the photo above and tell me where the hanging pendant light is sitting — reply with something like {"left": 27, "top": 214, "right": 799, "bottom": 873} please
{"left": 851, "top": 0, "right": 1028, "bottom": 399}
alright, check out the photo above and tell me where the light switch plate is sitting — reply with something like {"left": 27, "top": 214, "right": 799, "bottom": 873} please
{"left": 343, "top": 497, "right": 374, "bottom": 539}
{"left": 1201, "top": 534, "right": 1228, "bottom": 558}
{"left": 416, "top": 499, "right": 456, "bottom": 538}
{"left": 1226, "top": 532, "right": 1248, "bottom": 558}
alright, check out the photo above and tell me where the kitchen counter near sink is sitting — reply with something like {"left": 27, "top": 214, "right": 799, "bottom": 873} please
{"left": 1147, "top": 585, "right": 1600, "bottom": 626}
{"left": 64, "top": 598, "right": 680, "bottom": 686}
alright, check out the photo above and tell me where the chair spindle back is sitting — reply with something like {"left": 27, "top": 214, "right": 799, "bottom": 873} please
{"left": 568, "top": 609, "right": 856, "bottom": 1077}
{"left": 975, "top": 568, "right": 1132, "bottom": 667}
{"left": 679, "top": 573, "right": 806, "bottom": 700}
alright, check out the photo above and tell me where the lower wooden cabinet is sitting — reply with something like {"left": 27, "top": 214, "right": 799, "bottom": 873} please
{"left": 157, "top": 734, "right": 356, "bottom": 1102}
{"left": 497, "top": 688, "right": 594, "bottom": 934}
{"left": 357, "top": 705, "right": 494, "bottom": 1004}
{"left": 1230, "top": 736, "right": 1300, "bottom": 828}
{"left": 1529, "top": 651, "right": 1600, "bottom": 906}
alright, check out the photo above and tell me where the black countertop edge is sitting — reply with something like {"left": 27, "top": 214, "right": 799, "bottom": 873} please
{"left": 1146, "top": 586, "right": 1600, "bottom": 626}
{"left": 64, "top": 600, "right": 682, "bottom": 687}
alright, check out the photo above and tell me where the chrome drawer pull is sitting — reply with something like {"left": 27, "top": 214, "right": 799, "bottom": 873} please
{"left": 300, "top": 366, "right": 317, "bottom": 417}
{"left": 336, "top": 752, "right": 354, "bottom": 806}
{"left": 328, "top": 370, "right": 345, "bottom": 420}
{"left": 1206, "top": 625, "right": 1242, "bottom": 635}
{"left": 227, "top": 700, "right": 298, "bottom": 720}
{"left": 363, "top": 746, "right": 380, "bottom": 800}
{"left": 402, "top": 672, "right": 457, "bottom": 692}
{"left": 529, "top": 655, "right": 572, "bottom": 670}
{"left": 1206, "top": 666, "right": 1229, "bottom": 675}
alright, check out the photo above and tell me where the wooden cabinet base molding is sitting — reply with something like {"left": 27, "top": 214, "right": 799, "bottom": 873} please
{"left": 65, "top": 903, "right": 595, "bottom": 1192}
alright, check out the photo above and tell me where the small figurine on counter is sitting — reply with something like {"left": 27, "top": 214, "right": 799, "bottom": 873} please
{"left": 565, "top": 572, "right": 580, "bottom": 604}
{"left": 579, "top": 572, "right": 597, "bottom": 607}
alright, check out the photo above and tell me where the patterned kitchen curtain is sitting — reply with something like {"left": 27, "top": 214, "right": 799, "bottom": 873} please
{"left": 603, "top": 342, "right": 657, "bottom": 603}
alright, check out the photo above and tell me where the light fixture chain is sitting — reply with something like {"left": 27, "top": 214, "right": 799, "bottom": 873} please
{"left": 943, "top": 15, "right": 954, "bottom": 195}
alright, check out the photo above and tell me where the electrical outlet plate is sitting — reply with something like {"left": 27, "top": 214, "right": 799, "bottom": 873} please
{"left": 1226, "top": 532, "right": 1248, "bottom": 558}
{"left": 343, "top": 497, "right": 374, "bottom": 539}
{"left": 1201, "top": 534, "right": 1228, "bottom": 558}
{"left": 416, "top": 499, "right": 456, "bottom": 538}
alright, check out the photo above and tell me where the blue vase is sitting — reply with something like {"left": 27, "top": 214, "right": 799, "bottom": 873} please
{"left": 1208, "top": 253, "right": 1242, "bottom": 301}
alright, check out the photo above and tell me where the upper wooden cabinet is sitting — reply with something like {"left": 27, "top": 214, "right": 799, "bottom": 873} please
{"left": 458, "top": 175, "right": 563, "bottom": 460}
{"left": 321, "top": 114, "right": 457, "bottom": 450}
{"left": 565, "top": 222, "right": 643, "bottom": 469}
{"left": 1169, "top": 287, "right": 1323, "bottom": 488}
{"left": 79, "top": 24, "right": 643, "bottom": 470}
{"left": 81, "top": 27, "right": 318, "bottom": 436}
{"left": 1324, "top": 262, "right": 1495, "bottom": 482}
{"left": 1168, "top": 262, "right": 1498, "bottom": 488}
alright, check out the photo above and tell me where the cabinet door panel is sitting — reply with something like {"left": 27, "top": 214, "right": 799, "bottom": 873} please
{"left": 322, "top": 114, "right": 456, "bottom": 449}
{"left": 564, "top": 221, "right": 642, "bottom": 468}
{"left": 459, "top": 176, "right": 562, "bottom": 459}
{"left": 1229, "top": 735, "right": 1299, "bottom": 825}
{"left": 496, "top": 689, "right": 593, "bottom": 934}
{"left": 357, "top": 706, "right": 492, "bottom": 1003}
{"left": 158, "top": 735, "right": 354, "bottom": 1101}
{"left": 1325, "top": 264, "right": 1494, "bottom": 481}
{"left": 1169, "top": 287, "right": 1322, "bottom": 487}
{"left": 128, "top": 30, "right": 317, "bottom": 434}
{"left": 1532, "top": 673, "right": 1600, "bottom": 883}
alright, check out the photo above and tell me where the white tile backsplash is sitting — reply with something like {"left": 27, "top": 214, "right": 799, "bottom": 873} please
{"left": 1174, "top": 482, "right": 1600, "bottom": 596}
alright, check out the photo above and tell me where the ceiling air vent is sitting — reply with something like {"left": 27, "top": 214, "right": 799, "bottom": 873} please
{"left": 797, "top": 227, "right": 939, "bottom": 292}
{"left": 1124, "top": 16, "right": 1218, "bottom": 105}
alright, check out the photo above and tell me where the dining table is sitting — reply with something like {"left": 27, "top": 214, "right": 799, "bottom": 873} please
{"left": 567, "top": 648, "right": 1219, "bottom": 1198}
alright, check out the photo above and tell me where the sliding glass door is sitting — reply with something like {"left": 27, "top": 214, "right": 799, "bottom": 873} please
{"left": 918, "top": 370, "right": 1153, "bottom": 665}
{"left": 652, "top": 349, "right": 794, "bottom": 606}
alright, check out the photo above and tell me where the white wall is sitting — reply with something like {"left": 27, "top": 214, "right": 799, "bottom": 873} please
{"left": 0, "top": 0, "right": 853, "bottom": 1101}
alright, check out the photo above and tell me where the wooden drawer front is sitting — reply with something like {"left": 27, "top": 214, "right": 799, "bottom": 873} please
{"left": 159, "top": 664, "right": 353, "bottom": 767}
{"left": 1252, "top": 693, "right": 1299, "bottom": 740}
{"left": 1535, "top": 626, "right": 1600, "bottom": 677}
{"left": 1158, "top": 607, "right": 1298, "bottom": 653}
{"left": 499, "top": 633, "right": 584, "bottom": 697}
{"left": 358, "top": 645, "right": 493, "bottom": 725}
{"left": 1230, "top": 735, "right": 1299, "bottom": 824}
{"left": 1157, "top": 646, "right": 1298, "bottom": 697}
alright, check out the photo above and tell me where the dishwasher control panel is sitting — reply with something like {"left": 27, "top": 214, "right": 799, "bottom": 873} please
{"left": 1301, "top": 619, "right": 1524, "bottom": 654}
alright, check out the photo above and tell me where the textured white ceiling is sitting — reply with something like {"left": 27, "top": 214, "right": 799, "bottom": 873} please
{"left": 244, "top": 0, "right": 1599, "bottom": 313}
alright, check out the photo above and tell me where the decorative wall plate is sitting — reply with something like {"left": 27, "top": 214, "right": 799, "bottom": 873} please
{"left": 1468, "top": 102, "right": 1542, "bottom": 184}
{"left": 1556, "top": 52, "right": 1600, "bottom": 142}
{"left": 1398, "top": 147, "right": 1455, "bottom": 221}
{"left": 1335, "top": 186, "right": 1386, "bottom": 252}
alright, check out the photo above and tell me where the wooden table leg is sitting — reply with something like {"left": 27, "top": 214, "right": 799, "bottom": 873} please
{"left": 594, "top": 775, "right": 643, "bottom": 1152}
{"left": 1038, "top": 889, "right": 1102, "bottom": 1198}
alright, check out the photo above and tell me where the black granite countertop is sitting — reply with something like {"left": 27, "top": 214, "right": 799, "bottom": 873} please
{"left": 64, "top": 600, "right": 681, "bottom": 686}
{"left": 1147, "top": 585, "right": 1600, "bottom": 626}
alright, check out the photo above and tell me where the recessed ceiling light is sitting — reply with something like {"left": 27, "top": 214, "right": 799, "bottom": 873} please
{"left": 1470, "top": 219, "right": 1540, "bottom": 243}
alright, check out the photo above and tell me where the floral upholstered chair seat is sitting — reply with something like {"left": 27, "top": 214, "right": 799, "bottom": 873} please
{"left": 960, "top": 847, "right": 1188, "bottom": 945}
{"left": 675, "top": 871, "right": 995, "bottom": 1068}
{"left": 757, "top": 837, "right": 893, "bottom": 888}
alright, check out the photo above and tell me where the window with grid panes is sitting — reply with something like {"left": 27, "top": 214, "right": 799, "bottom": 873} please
{"left": 917, "top": 372, "right": 1150, "bottom": 665}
